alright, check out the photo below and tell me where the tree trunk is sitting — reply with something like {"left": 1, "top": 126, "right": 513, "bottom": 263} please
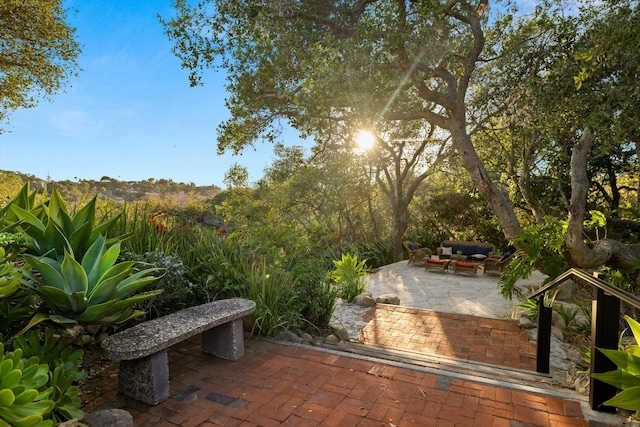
{"left": 392, "top": 210, "right": 409, "bottom": 263}
{"left": 565, "top": 129, "right": 640, "bottom": 269}
{"left": 450, "top": 123, "right": 523, "bottom": 240}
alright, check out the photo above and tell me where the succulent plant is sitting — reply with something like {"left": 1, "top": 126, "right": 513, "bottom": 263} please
{"left": 0, "top": 247, "right": 21, "bottom": 299}
{"left": 13, "top": 330, "right": 85, "bottom": 423}
{"left": 22, "top": 234, "right": 162, "bottom": 325}
{"left": 0, "top": 342, "right": 55, "bottom": 427}
{"left": 1, "top": 183, "right": 120, "bottom": 262}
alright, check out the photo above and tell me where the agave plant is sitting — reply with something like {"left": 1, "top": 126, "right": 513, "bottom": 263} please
{"left": 1, "top": 183, "right": 120, "bottom": 262}
{"left": 21, "top": 235, "right": 162, "bottom": 325}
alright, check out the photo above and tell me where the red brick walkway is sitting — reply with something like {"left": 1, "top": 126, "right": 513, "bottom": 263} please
{"left": 80, "top": 306, "right": 624, "bottom": 426}
{"left": 360, "top": 305, "right": 537, "bottom": 370}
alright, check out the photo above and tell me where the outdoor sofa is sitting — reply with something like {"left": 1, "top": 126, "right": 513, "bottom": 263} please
{"left": 436, "top": 240, "right": 495, "bottom": 262}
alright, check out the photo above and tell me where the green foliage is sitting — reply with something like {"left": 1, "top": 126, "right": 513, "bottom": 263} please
{"left": 22, "top": 235, "right": 162, "bottom": 325}
{"left": 331, "top": 253, "right": 369, "bottom": 302}
{"left": 120, "top": 250, "right": 194, "bottom": 317}
{"left": 553, "top": 303, "right": 578, "bottom": 329}
{"left": 1, "top": 184, "right": 120, "bottom": 262}
{"left": 516, "top": 297, "right": 538, "bottom": 319}
{"left": 0, "top": 244, "right": 35, "bottom": 342}
{"left": 499, "top": 216, "right": 568, "bottom": 300}
{"left": 592, "top": 315, "right": 640, "bottom": 418}
{"left": 361, "top": 236, "right": 394, "bottom": 269}
{"left": 12, "top": 330, "right": 84, "bottom": 423}
{"left": 237, "top": 260, "right": 300, "bottom": 337}
{"left": 0, "top": 0, "right": 80, "bottom": 128}
{"left": 0, "top": 247, "right": 21, "bottom": 299}
{"left": 0, "top": 342, "right": 55, "bottom": 427}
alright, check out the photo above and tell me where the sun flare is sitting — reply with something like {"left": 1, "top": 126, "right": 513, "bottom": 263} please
{"left": 356, "top": 130, "right": 375, "bottom": 151}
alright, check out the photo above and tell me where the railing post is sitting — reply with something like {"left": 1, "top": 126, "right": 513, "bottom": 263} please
{"left": 536, "top": 295, "right": 552, "bottom": 374}
{"left": 589, "top": 286, "right": 620, "bottom": 412}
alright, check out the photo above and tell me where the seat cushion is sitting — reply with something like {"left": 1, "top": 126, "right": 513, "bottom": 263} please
{"left": 427, "top": 258, "right": 445, "bottom": 265}
{"left": 456, "top": 262, "right": 475, "bottom": 268}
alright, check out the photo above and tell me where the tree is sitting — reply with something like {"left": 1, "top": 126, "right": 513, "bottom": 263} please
{"left": 474, "top": 0, "right": 640, "bottom": 269}
{"left": 364, "top": 126, "right": 451, "bottom": 261}
{"left": 163, "top": 0, "right": 640, "bottom": 270}
{"left": 163, "top": 0, "right": 519, "bottom": 240}
{"left": 0, "top": 0, "right": 81, "bottom": 129}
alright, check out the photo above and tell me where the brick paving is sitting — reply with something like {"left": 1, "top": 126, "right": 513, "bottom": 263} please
{"left": 360, "top": 305, "right": 537, "bottom": 370}
{"left": 81, "top": 308, "right": 624, "bottom": 426}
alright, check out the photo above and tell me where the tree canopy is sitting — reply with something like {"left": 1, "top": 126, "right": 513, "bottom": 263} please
{"left": 163, "top": 0, "right": 640, "bottom": 271}
{"left": 0, "top": 0, "right": 81, "bottom": 129}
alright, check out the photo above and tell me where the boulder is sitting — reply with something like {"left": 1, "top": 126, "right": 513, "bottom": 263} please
{"left": 329, "top": 324, "right": 350, "bottom": 341}
{"left": 376, "top": 294, "right": 400, "bottom": 305}
{"left": 301, "top": 333, "right": 315, "bottom": 345}
{"left": 353, "top": 294, "right": 375, "bottom": 307}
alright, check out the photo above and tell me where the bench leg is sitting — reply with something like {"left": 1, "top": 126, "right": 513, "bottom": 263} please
{"left": 201, "top": 319, "right": 245, "bottom": 361}
{"left": 118, "top": 351, "right": 169, "bottom": 405}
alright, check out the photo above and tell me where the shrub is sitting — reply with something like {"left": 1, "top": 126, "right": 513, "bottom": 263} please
{"left": 331, "top": 253, "right": 369, "bottom": 302}
{"left": 119, "top": 250, "right": 194, "bottom": 318}
{"left": 237, "top": 260, "right": 300, "bottom": 337}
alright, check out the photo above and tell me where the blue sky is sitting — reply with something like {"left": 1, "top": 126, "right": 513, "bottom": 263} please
{"left": 0, "top": 1, "right": 306, "bottom": 188}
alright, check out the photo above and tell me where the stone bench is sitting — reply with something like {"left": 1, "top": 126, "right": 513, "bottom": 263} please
{"left": 101, "top": 298, "right": 256, "bottom": 405}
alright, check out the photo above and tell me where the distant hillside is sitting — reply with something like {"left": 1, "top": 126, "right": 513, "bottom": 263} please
{"left": 0, "top": 170, "right": 223, "bottom": 206}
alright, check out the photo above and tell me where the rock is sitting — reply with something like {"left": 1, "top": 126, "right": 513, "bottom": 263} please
{"left": 518, "top": 317, "right": 535, "bottom": 329}
{"left": 81, "top": 334, "right": 93, "bottom": 345}
{"left": 555, "top": 280, "right": 576, "bottom": 301}
{"left": 325, "top": 334, "right": 339, "bottom": 344}
{"left": 277, "top": 330, "right": 303, "bottom": 343}
{"left": 58, "top": 420, "right": 78, "bottom": 427}
{"left": 376, "top": 294, "right": 400, "bottom": 305}
{"left": 84, "top": 409, "right": 133, "bottom": 427}
{"left": 353, "top": 294, "right": 375, "bottom": 307}
{"left": 551, "top": 311, "right": 566, "bottom": 329}
{"left": 329, "top": 324, "right": 350, "bottom": 341}
{"left": 513, "top": 305, "right": 536, "bottom": 320}
{"left": 551, "top": 326, "right": 564, "bottom": 341}
{"left": 301, "top": 333, "right": 315, "bottom": 345}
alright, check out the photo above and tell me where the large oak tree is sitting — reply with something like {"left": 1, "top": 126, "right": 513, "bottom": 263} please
{"left": 0, "top": 0, "right": 80, "bottom": 129}
{"left": 163, "top": 0, "right": 639, "bottom": 270}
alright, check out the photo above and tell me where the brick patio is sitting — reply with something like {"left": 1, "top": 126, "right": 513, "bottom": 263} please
{"left": 81, "top": 306, "right": 625, "bottom": 426}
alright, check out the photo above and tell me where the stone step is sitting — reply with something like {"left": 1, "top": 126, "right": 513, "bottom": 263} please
{"left": 309, "top": 340, "right": 585, "bottom": 402}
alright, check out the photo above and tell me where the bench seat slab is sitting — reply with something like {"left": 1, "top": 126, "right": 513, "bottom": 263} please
{"left": 202, "top": 318, "right": 244, "bottom": 361}
{"left": 119, "top": 351, "right": 169, "bottom": 405}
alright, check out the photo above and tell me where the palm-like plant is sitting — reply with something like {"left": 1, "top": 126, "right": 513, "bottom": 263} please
{"left": 22, "top": 235, "right": 162, "bottom": 325}
{"left": 331, "top": 253, "right": 369, "bottom": 302}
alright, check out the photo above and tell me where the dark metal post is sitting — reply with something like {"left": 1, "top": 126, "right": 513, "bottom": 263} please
{"left": 589, "top": 287, "right": 620, "bottom": 412}
{"left": 536, "top": 295, "right": 552, "bottom": 374}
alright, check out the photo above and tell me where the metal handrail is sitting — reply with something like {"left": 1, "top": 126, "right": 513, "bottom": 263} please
{"left": 527, "top": 267, "right": 640, "bottom": 412}
{"left": 528, "top": 267, "right": 640, "bottom": 310}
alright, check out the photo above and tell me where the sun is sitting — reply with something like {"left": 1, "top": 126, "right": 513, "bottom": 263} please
{"left": 356, "top": 130, "right": 375, "bottom": 151}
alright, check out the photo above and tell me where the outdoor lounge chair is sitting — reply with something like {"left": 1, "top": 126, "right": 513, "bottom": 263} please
{"left": 403, "top": 240, "right": 432, "bottom": 266}
{"left": 482, "top": 252, "right": 515, "bottom": 275}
